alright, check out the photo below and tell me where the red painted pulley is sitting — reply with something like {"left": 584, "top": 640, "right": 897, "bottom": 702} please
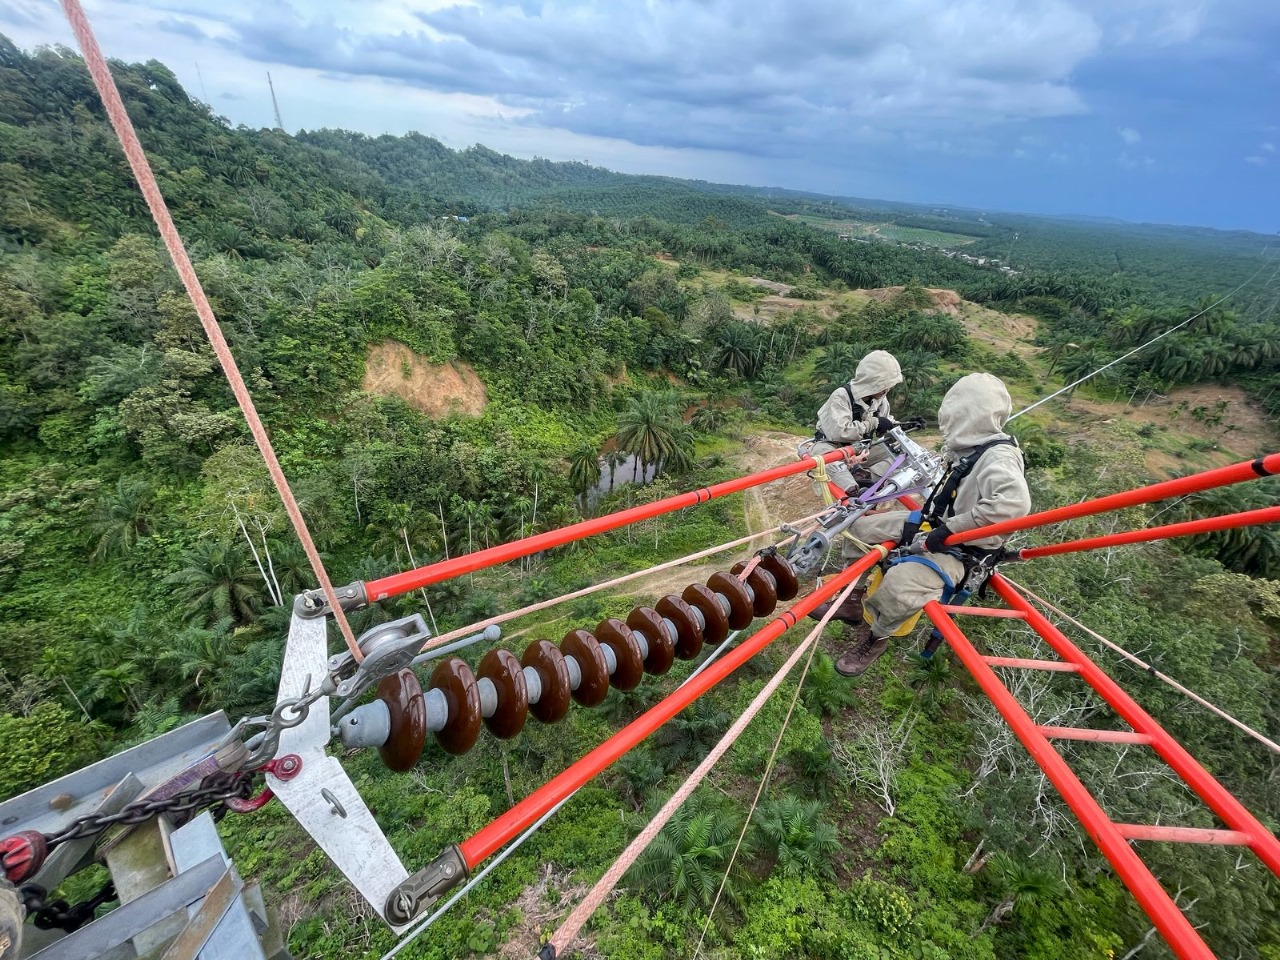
{"left": 1, "top": 830, "right": 48, "bottom": 884}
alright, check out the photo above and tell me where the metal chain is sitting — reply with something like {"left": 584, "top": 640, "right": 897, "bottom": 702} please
{"left": 43, "top": 772, "right": 254, "bottom": 852}
{"left": 22, "top": 878, "right": 118, "bottom": 932}
{"left": 232, "top": 674, "right": 333, "bottom": 769}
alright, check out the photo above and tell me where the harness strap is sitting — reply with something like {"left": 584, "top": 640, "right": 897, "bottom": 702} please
{"left": 888, "top": 554, "right": 957, "bottom": 603}
{"left": 922, "top": 436, "right": 1020, "bottom": 524}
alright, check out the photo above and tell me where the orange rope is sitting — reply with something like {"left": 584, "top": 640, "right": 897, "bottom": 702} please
{"left": 60, "top": 0, "right": 362, "bottom": 661}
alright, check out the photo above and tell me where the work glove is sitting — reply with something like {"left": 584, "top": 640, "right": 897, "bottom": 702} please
{"left": 923, "top": 523, "right": 952, "bottom": 553}
{"left": 900, "top": 417, "right": 926, "bottom": 431}
{"left": 874, "top": 416, "right": 898, "bottom": 437}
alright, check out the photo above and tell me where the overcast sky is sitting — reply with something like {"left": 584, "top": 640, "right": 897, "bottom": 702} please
{"left": 3, "top": 0, "right": 1278, "bottom": 231}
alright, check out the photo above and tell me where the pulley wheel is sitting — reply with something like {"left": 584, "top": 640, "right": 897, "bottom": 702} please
{"left": 683, "top": 582, "right": 729, "bottom": 646}
{"left": 758, "top": 553, "right": 799, "bottom": 601}
{"left": 596, "top": 618, "right": 644, "bottom": 691}
{"left": 731, "top": 561, "right": 779, "bottom": 617}
{"left": 707, "top": 571, "right": 754, "bottom": 629}
{"left": 657, "top": 594, "right": 704, "bottom": 660}
{"left": 522, "top": 640, "right": 571, "bottom": 724}
{"left": 628, "top": 606, "right": 674, "bottom": 676}
{"left": 375, "top": 669, "right": 427, "bottom": 771}
{"left": 478, "top": 648, "right": 528, "bottom": 739}
{"left": 428, "top": 658, "right": 482, "bottom": 756}
{"left": 561, "top": 628, "right": 609, "bottom": 707}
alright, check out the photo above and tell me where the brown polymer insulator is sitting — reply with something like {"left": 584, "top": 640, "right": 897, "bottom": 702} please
{"left": 596, "top": 617, "right": 645, "bottom": 691}
{"left": 522, "top": 639, "right": 571, "bottom": 723}
{"left": 682, "top": 582, "right": 729, "bottom": 645}
{"left": 758, "top": 553, "right": 799, "bottom": 601}
{"left": 478, "top": 648, "right": 528, "bottom": 739}
{"left": 377, "top": 557, "right": 803, "bottom": 762}
{"left": 730, "top": 561, "right": 779, "bottom": 617}
{"left": 628, "top": 607, "right": 674, "bottom": 676}
{"left": 561, "top": 628, "right": 609, "bottom": 707}
{"left": 376, "top": 669, "right": 427, "bottom": 772}
{"left": 428, "top": 657, "right": 482, "bottom": 755}
{"left": 656, "top": 594, "right": 704, "bottom": 659}
{"left": 707, "top": 571, "right": 755, "bottom": 629}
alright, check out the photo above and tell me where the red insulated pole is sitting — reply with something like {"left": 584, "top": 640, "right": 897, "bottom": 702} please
{"left": 364, "top": 448, "right": 859, "bottom": 602}
{"left": 991, "top": 576, "right": 1280, "bottom": 879}
{"left": 941, "top": 452, "right": 1280, "bottom": 549}
{"left": 1015, "top": 505, "right": 1280, "bottom": 560}
{"left": 459, "top": 546, "right": 888, "bottom": 868}
{"left": 925, "top": 601, "right": 1216, "bottom": 960}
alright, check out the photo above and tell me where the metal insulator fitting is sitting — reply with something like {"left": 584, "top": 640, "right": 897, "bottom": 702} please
{"left": 385, "top": 844, "right": 468, "bottom": 925}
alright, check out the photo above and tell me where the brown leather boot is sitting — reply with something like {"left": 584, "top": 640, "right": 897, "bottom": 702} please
{"left": 835, "top": 626, "right": 890, "bottom": 677}
{"left": 807, "top": 587, "right": 866, "bottom": 625}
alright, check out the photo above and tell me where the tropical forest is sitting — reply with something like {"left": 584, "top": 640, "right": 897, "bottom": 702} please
{"left": 0, "top": 38, "right": 1278, "bottom": 960}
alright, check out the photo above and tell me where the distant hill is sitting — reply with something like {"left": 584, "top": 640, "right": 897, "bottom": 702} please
{"left": 1, "top": 33, "right": 1272, "bottom": 314}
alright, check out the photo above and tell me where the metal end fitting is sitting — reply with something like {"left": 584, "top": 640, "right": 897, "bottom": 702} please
{"left": 384, "top": 845, "right": 468, "bottom": 926}
{"left": 294, "top": 581, "right": 368, "bottom": 619}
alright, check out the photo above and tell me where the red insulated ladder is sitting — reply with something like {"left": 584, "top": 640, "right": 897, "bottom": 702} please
{"left": 924, "top": 575, "right": 1280, "bottom": 960}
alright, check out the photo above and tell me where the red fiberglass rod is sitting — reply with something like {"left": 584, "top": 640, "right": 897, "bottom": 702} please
{"left": 1013, "top": 505, "right": 1280, "bottom": 560}
{"left": 940, "top": 452, "right": 1279, "bottom": 550}
{"left": 364, "top": 448, "right": 859, "bottom": 602}
{"left": 459, "top": 545, "right": 889, "bottom": 868}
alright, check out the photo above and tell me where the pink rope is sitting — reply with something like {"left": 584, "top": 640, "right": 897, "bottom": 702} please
{"left": 545, "top": 577, "right": 857, "bottom": 955}
{"left": 60, "top": 0, "right": 361, "bottom": 661}
{"left": 1004, "top": 577, "right": 1280, "bottom": 756}
{"left": 420, "top": 510, "right": 826, "bottom": 653}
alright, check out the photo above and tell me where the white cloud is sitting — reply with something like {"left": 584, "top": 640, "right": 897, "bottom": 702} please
{"left": 1263, "top": 142, "right": 1276, "bottom": 153}
{"left": 1244, "top": 155, "right": 1266, "bottom": 165}
{"left": 1118, "top": 126, "right": 1141, "bottom": 144}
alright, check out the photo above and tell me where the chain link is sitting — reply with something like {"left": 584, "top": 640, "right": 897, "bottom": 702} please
{"left": 44, "top": 772, "right": 255, "bottom": 851}
{"left": 22, "top": 878, "right": 118, "bottom": 933}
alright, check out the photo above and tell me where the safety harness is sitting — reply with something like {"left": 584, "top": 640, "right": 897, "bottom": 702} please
{"left": 813, "top": 384, "right": 870, "bottom": 443}
{"left": 894, "top": 436, "right": 1022, "bottom": 656}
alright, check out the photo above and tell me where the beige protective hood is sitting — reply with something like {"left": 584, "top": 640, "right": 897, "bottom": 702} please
{"left": 938, "top": 373, "right": 1014, "bottom": 453}
{"left": 847, "top": 350, "right": 903, "bottom": 400}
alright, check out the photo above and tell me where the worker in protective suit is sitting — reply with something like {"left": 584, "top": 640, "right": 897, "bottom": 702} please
{"left": 810, "top": 350, "right": 903, "bottom": 494}
{"left": 812, "top": 373, "right": 1030, "bottom": 677}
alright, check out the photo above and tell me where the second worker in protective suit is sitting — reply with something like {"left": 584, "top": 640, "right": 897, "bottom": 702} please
{"left": 810, "top": 349, "right": 904, "bottom": 494}
{"left": 812, "top": 372, "right": 1031, "bottom": 677}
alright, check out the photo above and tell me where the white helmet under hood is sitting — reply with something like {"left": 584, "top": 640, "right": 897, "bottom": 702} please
{"left": 847, "top": 350, "right": 903, "bottom": 400}
{"left": 938, "top": 373, "right": 1014, "bottom": 454}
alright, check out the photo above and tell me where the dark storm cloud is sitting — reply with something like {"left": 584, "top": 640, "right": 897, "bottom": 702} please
{"left": 157, "top": 16, "right": 209, "bottom": 41}
{"left": 209, "top": 0, "right": 1097, "bottom": 157}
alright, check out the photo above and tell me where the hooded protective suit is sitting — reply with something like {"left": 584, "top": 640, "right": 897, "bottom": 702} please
{"left": 811, "top": 350, "right": 903, "bottom": 489}
{"left": 815, "top": 350, "right": 902, "bottom": 444}
{"left": 845, "top": 372, "right": 1030, "bottom": 637}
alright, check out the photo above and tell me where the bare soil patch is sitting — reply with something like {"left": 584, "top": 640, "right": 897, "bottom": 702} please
{"left": 863, "top": 286, "right": 964, "bottom": 315}
{"left": 362, "top": 341, "right": 487, "bottom": 418}
{"left": 733, "top": 294, "right": 837, "bottom": 324}
{"left": 747, "top": 276, "right": 793, "bottom": 296}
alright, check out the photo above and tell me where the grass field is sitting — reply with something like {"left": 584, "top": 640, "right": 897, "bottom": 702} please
{"left": 875, "top": 224, "right": 980, "bottom": 246}
{"left": 772, "top": 212, "right": 980, "bottom": 248}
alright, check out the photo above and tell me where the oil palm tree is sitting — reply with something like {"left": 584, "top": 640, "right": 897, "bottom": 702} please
{"left": 616, "top": 392, "right": 682, "bottom": 483}
{"left": 164, "top": 540, "right": 262, "bottom": 626}
{"left": 567, "top": 443, "right": 602, "bottom": 504}
{"left": 754, "top": 795, "right": 841, "bottom": 880}
{"left": 629, "top": 797, "right": 754, "bottom": 912}
{"left": 979, "top": 852, "right": 1067, "bottom": 930}
{"left": 88, "top": 477, "right": 154, "bottom": 561}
